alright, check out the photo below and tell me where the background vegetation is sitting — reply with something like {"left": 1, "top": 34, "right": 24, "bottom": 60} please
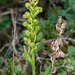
{"left": 0, "top": 0, "right": 75, "bottom": 75}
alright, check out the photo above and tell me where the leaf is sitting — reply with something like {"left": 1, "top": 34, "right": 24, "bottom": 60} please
{"left": 2, "top": 58, "right": 13, "bottom": 75}
{"left": 68, "top": 0, "right": 75, "bottom": 7}
{"left": 43, "top": 65, "right": 52, "bottom": 75}
{"left": 58, "top": 10, "right": 67, "bottom": 16}
{"left": 68, "top": 46, "right": 75, "bottom": 57}
{"left": 62, "top": 0, "right": 67, "bottom": 2}
{"left": 22, "top": 46, "right": 32, "bottom": 65}
{"left": 58, "top": 71, "right": 67, "bottom": 75}
{"left": 37, "top": 32, "right": 43, "bottom": 41}
{"left": 37, "top": 41, "right": 42, "bottom": 49}
{"left": 34, "top": 26, "right": 40, "bottom": 34}
{"left": 15, "top": 66, "right": 21, "bottom": 73}
{"left": 72, "top": 2, "right": 75, "bottom": 11}
{"left": 0, "top": 15, "right": 11, "bottom": 29}
{"left": 0, "top": 57, "right": 4, "bottom": 67}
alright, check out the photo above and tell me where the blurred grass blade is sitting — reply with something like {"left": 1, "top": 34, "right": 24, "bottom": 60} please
{"left": 43, "top": 65, "right": 52, "bottom": 75}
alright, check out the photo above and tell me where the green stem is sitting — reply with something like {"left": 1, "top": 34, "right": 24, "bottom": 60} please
{"left": 32, "top": 53, "right": 35, "bottom": 75}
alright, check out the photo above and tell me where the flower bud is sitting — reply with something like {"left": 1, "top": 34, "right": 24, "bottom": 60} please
{"left": 25, "top": 3, "right": 30, "bottom": 8}
{"left": 34, "top": 7, "right": 39, "bottom": 11}
{"left": 34, "top": 7, "right": 42, "bottom": 17}
{"left": 33, "top": 19, "right": 38, "bottom": 24}
{"left": 22, "top": 22, "right": 29, "bottom": 27}
{"left": 30, "top": 42, "right": 37, "bottom": 53}
{"left": 35, "top": 7, "right": 42, "bottom": 12}
{"left": 25, "top": 2, "right": 33, "bottom": 11}
{"left": 30, "top": 42, "right": 35, "bottom": 48}
{"left": 23, "top": 12, "right": 30, "bottom": 18}
{"left": 24, "top": 30, "right": 30, "bottom": 36}
{"left": 30, "top": 1, "right": 35, "bottom": 6}
{"left": 24, "top": 37, "right": 31, "bottom": 45}
{"left": 39, "top": 7, "right": 43, "bottom": 13}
